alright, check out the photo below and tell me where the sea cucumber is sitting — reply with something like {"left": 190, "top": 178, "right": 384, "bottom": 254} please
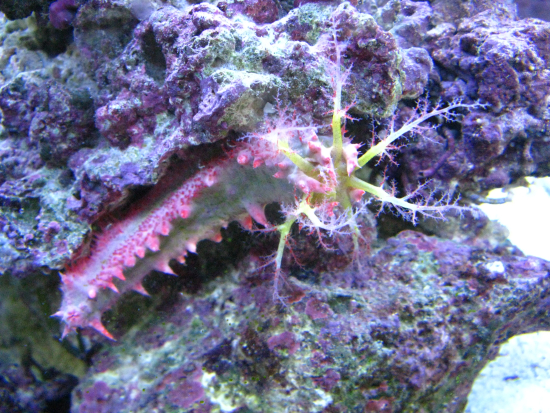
{"left": 54, "top": 151, "right": 293, "bottom": 339}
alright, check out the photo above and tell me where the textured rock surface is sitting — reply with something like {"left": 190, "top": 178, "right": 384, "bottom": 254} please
{"left": 1, "top": 0, "right": 550, "bottom": 412}
{"left": 1, "top": 0, "right": 548, "bottom": 275}
{"left": 71, "top": 227, "right": 550, "bottom": 412}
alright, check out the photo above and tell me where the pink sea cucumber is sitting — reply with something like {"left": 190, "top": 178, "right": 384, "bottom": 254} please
{"left": 54, "top": 151, "right": 293, "bottom": 339}
{"left": 53, "top": 25, "right": 476, "bottom": 339}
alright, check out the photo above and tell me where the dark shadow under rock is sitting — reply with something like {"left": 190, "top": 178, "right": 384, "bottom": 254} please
{"left": 0, "top": 273, "right": 86, "bottom": 413}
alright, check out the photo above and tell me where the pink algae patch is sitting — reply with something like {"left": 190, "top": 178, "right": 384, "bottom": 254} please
{"left": 312, "top": 368, "right": 341, "bottom": 392}
{"left": 168, "top": 380, "right": 205, "bottom": 409}
{"left": 162, "top": 365, "right": 208, "bottom": 409}
{"left": 267, "top": 331, "right": 300, "bottom": 355}
{"left": 305, "top": 297, "right": 333, "bottom": 320}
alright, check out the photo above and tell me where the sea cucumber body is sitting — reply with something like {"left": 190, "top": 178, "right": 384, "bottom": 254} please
{"left": 55, "top": 155, "right": 293, "bottom": 338}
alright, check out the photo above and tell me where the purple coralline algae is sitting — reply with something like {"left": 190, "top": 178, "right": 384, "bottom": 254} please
{"left": 70, "top": 227, "right": 550, "bottom": 412}
{"left": 49, "top": 0, "right": 79, "bottom": 30}
{"left": 0, "top": 0, "right": 550, "bottom": 412}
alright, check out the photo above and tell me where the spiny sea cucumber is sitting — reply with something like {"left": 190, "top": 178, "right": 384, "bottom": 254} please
{"left": 54, "top": 151, "right": 293, "bottom": 339}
